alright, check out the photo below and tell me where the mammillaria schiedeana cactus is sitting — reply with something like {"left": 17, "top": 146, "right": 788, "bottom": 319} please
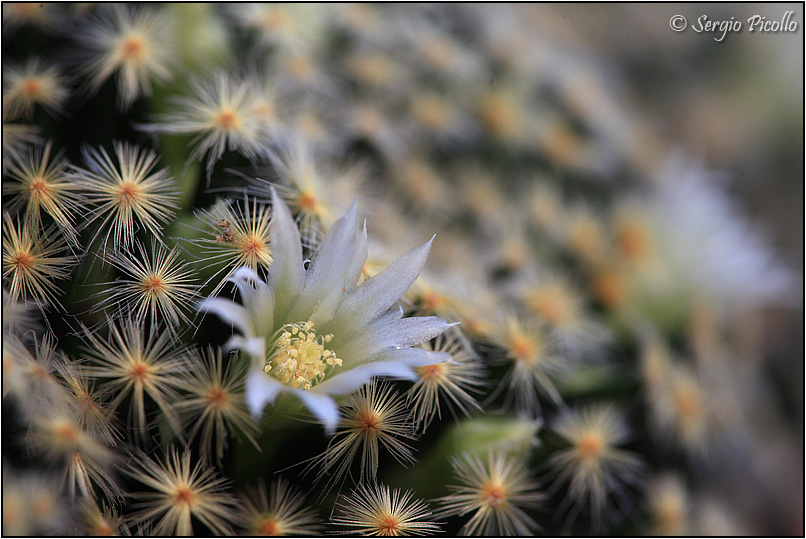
{"left": 2, "top": 3, "right": 802, "bottom": 536}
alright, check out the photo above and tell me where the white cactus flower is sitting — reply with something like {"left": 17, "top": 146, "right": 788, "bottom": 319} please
{"left": 200, "top": 189, "right": 453, "bottom": 433}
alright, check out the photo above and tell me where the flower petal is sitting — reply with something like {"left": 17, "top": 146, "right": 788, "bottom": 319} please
{"left": 338, "top": 316, "right": 456, "bottom": 367}
{"left": 314, "top": 349, "right": 450, "bottom": 395}
{"left": 224, "top": 335, "right": 266, "bottom": 363}
{"left": 269, "top": 188, "right": 304, "bottom": 320}
{"left": 293, "top": 390, "right": 341, "bottom": 435}
{"left": 198, "top": 297, "right": 254, "bottom": 337}
{"left": 374, "top": 347, "right": 453, "bottom": 367}
{"left": 292, "top": 199, "right": 363, "bottom": 323}
{"left": 334, "top": 237, "right": 434, "bottom": 336}
{"left": 343, "top": 220, "right": 369, "bottom": 294}
{"left": 230, "top": 267, "right": 274, "bottom": 337}
{"left": 245, "top": 366, "right": 283, "bottom": 419}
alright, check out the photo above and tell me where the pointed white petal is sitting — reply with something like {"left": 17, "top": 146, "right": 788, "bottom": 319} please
{"left": 314, "top": 348, "right": 450, "bottom": 397}
{"left": 228, "top": 266, "right": 262, "bottom": 306}
{"left": 343, "top": 220, "right": 368, "bottom": 294}
{"left": 305, "top": 199, "right": 358, "bottom": 291}
{"left": 373, "top": 347, "right": 452, "bottom": 367}
{"left": 293, "top": 390, "right": 341, "bottom": 435}
{"left": 292, "top": 199, "right": 362, "bottom": 322}
{"left": 314, "top": 360, "right": 418, "bottom": 395}
{"left": 245, "top": 366, "right": 284, "bottom": 419}
{"left": 224, "top": 335, "right": 266, "bottom": 362}
{"left": 269, "top": 188, "right": 303, "bottom": 319}
{"left": 199, "top": 298, "right": 254, "bottom": 337}
{"left": 338, "top": 317, "right": 455, "bottom": 367}
{"left": 230, "top": 267, "right": 274, "bottom": 335}
{"left": 375, "top": 305, "right": 405, "bottom": 324}
{"left": 334, "top": 238, "right": 433, "bottom": 334}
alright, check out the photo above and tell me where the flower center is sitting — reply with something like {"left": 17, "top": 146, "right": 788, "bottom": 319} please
{"left": 356, "top": 410, "right": 381, "bottom": 434}
{"left": 414, "top": 95, "right": 450, "bottom": 131}
{"left": 378, "top": 514, "right": 402, "bottom": 534}
{"left": 594, "top": 269, "right": 626, "bottom": 308}
{"left": 28, "top": 176, "right": 49, "bottom": 197}
{"left": 482, "top": 481, "right": 507, "bottom": 507}
{"left": 618, "top": 222, "right": 650, "bottom": 262}
{"left": 480, "top": 92, "right": 518, "bottom": 137}
{"left": 141, "top": 275, "right": 165, "bottom": 296}
{"left": 416, "top": 362, "right": 445, "bottom": 381}
{"left": 296, "top": 113, "right": 323, "bottom": 140}
{"left": 530, "top": 287, "right": 572, "bottom": 325}
{"left": 22, "top": 78, "right": 42, "bottom": 98}
{"left": 56, "top": 422, "right": 79, "bottom": 445}
{"left": 355, "top": 107, "right": 383, "bottom": 136}
{"left": 673, "top": 386, "right": 701, "bottom": 420}
{"left": 264, "top": 321, "right": 342, "bottom": 390}
{"left": 422, "top": 38, "right": 455, "bottom": 69}
{"left": 420, "top": 289, "right": 447, "bottom": 313}
{"left": 658, "top": 501, "right": 685, "bottom": 530}
{"left": 205, "top": 387, "right": 230, "bottom": 410}
{"left": 569, "top": 219, "right": 601, "bottom": 259}
{"left": 120, "top": 37, "right": 145, "bottom": 60}
{"left": 286, "top": 54, "right": 314, "bottom": 81}
{"left": 258, "top": 517, "right": 281, "bottom": 536}
{"left": 252, "top": 101, "right": 276, "bottom": 120}
{"left": 260, "top": 9, "right": 288, "bottom": 31}
{"left": 577, "top": 433, "right": 604, "bottom": 460}
{"left": 11, "top": 249, "right": 34, "bottom": 272}
{"left": 93, "top": 523, "right": 114, "bottom": 536}
{"left": 297, "top": 190, "right": 319, "bottom": 214}
{"left": 239, "top": 236, "right": 266, "bottom": 264}
{"left": 30, "top": 496, "right": 55, "bottom": 519}
{"left": 117, "top": 181, "right": 140, "bottom": 206}
{"left": 128, "top": 360, "right": 152, "bottom": 382}
{"left": 214, "top": 108, "right": 241, "bottom": 131}
{"left": 510, "top": 334, "right": 537, "bottom": 364}
{"left": 173, "top": 486, "right": 196, "bottom": 507}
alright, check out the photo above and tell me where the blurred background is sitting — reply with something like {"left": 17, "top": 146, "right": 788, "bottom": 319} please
{"left": 524, "top": 4, "right": 804, "bottom": 533}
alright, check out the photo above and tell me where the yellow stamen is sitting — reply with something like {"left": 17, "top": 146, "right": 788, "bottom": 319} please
{"left": 264, "top": 321, "right": 342, "bottom": 389}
